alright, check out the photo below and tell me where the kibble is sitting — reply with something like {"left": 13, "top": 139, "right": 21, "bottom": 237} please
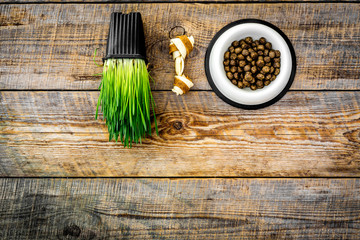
{"left": 262, "top": 66, "right": 270, "bottom": 73}
{"left": 243, "top": 81, "right": 250, "bottom": 88}
{"left": 256, "top": 73, "right": 265, "bottom": 80}
{"left": 234, "top": 72, "right": 239, "bottom": 80}
{"left": 251, "top": 66, "right": 257, "bottom": 74}
{"left": 239, "top": 60, "right": 246, "bottom": 67}
{"left": 244, "top": 65, "right": 251, "bottom": 72}
{"left": 256, "top": 80, "right": 264, "bottom": 88}
{"left": 256, "top": 59, "right": 265, "bottom": 68}
{"left": 232, "top": 41, "right": 240, "bottom": 47}
{"left": 250, "top": 52, "right": 258, "bottom": 59}
{"left": 257, "top": 45, "right": 265, "bottom": 51}
{"left": 244, "top": 72, "right": 252, "bottom": 81}
{"left": 223, "top": 36, "right": 281, "bottom": 90}
{"left": 237, "top": 54, "right": 245, "bottom": 60}
{"left": 274, "top": 68, "right": 280, "bottom": 75}
{"left": 265, "top": 42, "right": 272, "bottom": 49}
{"left": 275, "top": 50, "right": 281, "bottom": 57}
{"left": 241, "top": 43, "right": 249, "bottom": 49}
{"left": 245, "top": 37, "right": 253, "bottom": 44}
{"left": 269, "top": 50, "right": 275, "bottom": 58}
{"left": 224, "top": 51, "right": 230, "bottom": 59}
{"left": 235, "top": 47, "right": 242, "bottom": 54}
{"left": 230, "top": 66, "right": 237, "bottom": 73}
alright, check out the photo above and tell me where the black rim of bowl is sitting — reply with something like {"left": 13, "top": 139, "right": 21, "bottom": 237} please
{"left": 204, "top": 19, "right": 297, "bottom": 110}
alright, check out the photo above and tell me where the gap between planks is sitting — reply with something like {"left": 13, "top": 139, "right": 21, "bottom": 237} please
{"left": 2, "top": 1, "right": 360, "bottom": 4}
{"left": 0, "top": 176, "right": 360, "bottom": 179}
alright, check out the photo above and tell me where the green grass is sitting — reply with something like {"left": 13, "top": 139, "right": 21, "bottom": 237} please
{"left": 95, "top": 58, "right": 158, "bottom": 148}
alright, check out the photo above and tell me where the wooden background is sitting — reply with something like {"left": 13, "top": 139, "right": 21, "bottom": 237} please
{"left": 0, "top": 1, "right": 359, "bottom": 239}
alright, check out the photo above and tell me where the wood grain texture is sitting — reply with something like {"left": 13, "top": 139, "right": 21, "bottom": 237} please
{"left": 0, "top": 178, "right": 359, "bottom": 239}
{"left": 1, "top": 0, "right": 357, "bottom": 2}
{"left": 1, "top": 91, "right": 359, "bottom": 177}
{"left": 0, "top": 3, "right": 359, "bottom": 90}
{"left": 1, "top": 0, "right": 358, "bottom": 2}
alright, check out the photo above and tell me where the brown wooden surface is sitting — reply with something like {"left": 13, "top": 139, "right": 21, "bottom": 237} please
{"left": 1, "top": 2, "right": 359, "bottom": 238}
{"left": 0, "top": 4, "right": 359, "bottom": 90}
{"left": 1, "top": 91, "right": 359, "bottom": 177}
{"left": 0, "top": 178, "right": 359, "bottom": 239}
{"left": 1, "top": 0, "right": 357, "bottom": 3}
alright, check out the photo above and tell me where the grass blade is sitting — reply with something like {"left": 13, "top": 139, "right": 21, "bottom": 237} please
{"left": 96, "top": 58, "right": 158, "bottom": 147}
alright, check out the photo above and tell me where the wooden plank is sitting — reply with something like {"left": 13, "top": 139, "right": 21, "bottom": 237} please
{"left": 0, "top": 178, "right": 359, "bottom": 239}
{"left": 1, "top": 0, "right": 357, "bottom": 3}
{"left": 0, "top": 4, "right": 359, "bottom": 90}
{"left": 1, "top": 91, "right": 359, "bottom": 177}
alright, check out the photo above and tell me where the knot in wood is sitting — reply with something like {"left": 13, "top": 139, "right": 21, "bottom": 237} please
{"left": 63, "top": 224, "right": 81, "bottom": 237}
{"left": 173, "top": 121, "right": 183, "bottom": 130}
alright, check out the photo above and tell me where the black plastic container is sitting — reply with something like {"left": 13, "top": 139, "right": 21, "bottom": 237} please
{"left": 103, "top": 12, "right": 147, "bottom": 61}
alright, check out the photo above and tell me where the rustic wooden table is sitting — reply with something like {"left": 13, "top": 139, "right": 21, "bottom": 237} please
{"left": 0, "top": 1, "right": 359, "bottom": 239}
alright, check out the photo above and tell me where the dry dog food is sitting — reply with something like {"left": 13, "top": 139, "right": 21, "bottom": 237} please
{"left": 223, "top": 37, "right": 281, "bottom": 90}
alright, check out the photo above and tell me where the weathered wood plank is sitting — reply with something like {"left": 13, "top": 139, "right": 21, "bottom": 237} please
{"left": 1, "top": 91, "right": 359, "bottom": 177}
{"left": 0, "top": 4, "right": 359, "bottom": 90}
{"left": 0, "top": 178, "right": 359, "bottom": 239}
{"left": 1, "top": 0, "right": 357, "bottom": 2}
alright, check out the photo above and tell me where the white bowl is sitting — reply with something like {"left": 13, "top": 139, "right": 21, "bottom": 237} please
{"left": 205, "top": 19, "right": 296, "bottom": 109}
